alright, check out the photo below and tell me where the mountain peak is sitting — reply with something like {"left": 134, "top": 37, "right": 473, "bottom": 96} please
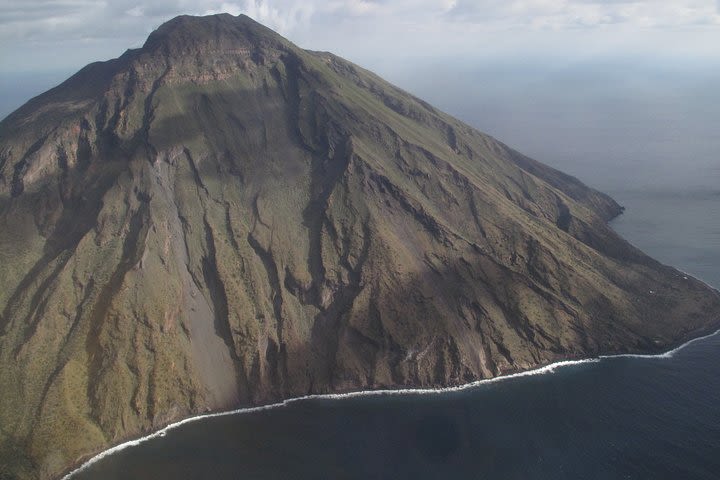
{"left": 141, "top": 13, "right": 289, "bottom": 58}
{"left": 0, "top": 14, "right": 294, "bottom": 129}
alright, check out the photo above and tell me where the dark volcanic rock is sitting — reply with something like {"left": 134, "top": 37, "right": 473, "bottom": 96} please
{"left": 1, "top": 13, "right": 719, "bottom": 480}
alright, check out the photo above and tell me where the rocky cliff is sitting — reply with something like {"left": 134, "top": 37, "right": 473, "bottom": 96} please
{"left": 1, "top": 14, "right": 719, "bottom": 480}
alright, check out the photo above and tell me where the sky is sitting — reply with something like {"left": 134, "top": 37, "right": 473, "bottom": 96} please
{"left": 1, "top": 0, "right": 720, "bottom": 75}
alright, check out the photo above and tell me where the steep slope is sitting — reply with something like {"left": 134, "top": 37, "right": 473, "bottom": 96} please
{"left": 1, "top": 13, "right": 718, "bottom": 480}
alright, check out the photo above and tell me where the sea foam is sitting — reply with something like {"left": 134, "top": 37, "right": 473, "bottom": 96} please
{"left": 61, "top": 326, "right": 719, "bottom": 479}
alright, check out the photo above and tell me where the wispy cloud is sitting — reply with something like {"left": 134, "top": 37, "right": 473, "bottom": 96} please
{"left": 0, "top": 0, "right": 718, "bottom": 73}
{"left": 446, "top": 0, "right": 720, "bottom": 28}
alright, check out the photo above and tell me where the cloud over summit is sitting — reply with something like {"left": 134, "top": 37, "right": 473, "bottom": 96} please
{"left": 1, "top": 0, "right": 719, "bottom": 72}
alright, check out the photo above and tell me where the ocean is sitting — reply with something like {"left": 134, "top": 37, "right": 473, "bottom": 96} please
{"left": 67, "top": 331, "right": 720, "bottom": 479}
{"left": 51, "top": 59, "right": 720, "bottom": 479}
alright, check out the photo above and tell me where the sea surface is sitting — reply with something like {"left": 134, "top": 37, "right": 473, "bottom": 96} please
{"left": 68, "top": 331, "right": 720, "bottom": 480}
{"left": 32, "top": 60, "right": 720, "bottom": 479}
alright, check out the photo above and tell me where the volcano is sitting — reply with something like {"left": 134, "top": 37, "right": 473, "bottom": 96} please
{"left": 1, "top": 14, "right": 719, "bottom": 480}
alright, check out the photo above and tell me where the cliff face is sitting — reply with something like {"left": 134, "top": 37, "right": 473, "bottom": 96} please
{"left": 1, "top": 14, "right": 719, "bottom": 480}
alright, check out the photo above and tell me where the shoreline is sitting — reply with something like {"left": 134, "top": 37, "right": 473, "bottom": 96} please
{"left": 55, "top": 166, "right": 720, "bottom": 480}
{"left": 61, "top": 325, "right": 720, "bottom": 480}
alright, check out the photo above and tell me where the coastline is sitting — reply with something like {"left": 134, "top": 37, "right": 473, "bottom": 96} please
{"left": 60, "top": 324, "right": 720, "bottom": 480}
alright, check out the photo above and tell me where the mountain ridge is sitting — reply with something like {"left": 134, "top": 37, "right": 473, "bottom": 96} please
{"left": 1, "top": 14, "right": 719, "bottom": 480}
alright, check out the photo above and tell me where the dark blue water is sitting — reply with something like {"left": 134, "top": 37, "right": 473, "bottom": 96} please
{"left": 64, "top": 61, "right": 720, "bottom": 479}
{"left": 70, "top": 333, "right": 720, "bottom": 480}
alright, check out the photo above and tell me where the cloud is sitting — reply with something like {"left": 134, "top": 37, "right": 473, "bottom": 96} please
{"left": 0, "top": 0, "right": 718, "bottom": 73}
{"left": 202, "top": 1, "right": 317, "bottom": 33}
{"left": 446, "top": 0, "right": 720, "bottom": 29}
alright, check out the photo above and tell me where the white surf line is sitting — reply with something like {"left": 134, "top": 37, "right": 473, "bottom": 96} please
{"left": 61, "top": 325, "right": 720, "bottom": 480}
{"left": 599, "top": 328, "right": 720, "bottom": 360}
{"left": 612, "top": 269, "right": 720, "bottom": 360}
